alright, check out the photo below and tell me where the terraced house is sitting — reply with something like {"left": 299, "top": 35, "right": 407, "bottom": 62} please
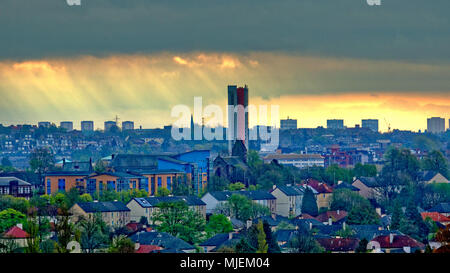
{"left": 69, "top": 201, "right": 130, "bottom": 227}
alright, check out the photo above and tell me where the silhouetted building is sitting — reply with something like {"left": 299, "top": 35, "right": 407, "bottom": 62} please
{"left": 60, "top": 121, "right": 73, "bottom": 132}
{"left": 280, "top": 117, "right": 297, "bottom": 130}
{"left": 104, "top": 121, "right": 117, "bottom": 131}
{"left": 362, "top": 119, "right": 379, "bottom": 132}
{"left": 427, "top": 117, "right": 445, "bottom": 134}
{"left": 122, "top": 121, "right": 134, "bottom": 130}
{"left": 227, "top": 85, "right": 249, "bottom": 155}
{"left": 327, "top": 119, "right": 344, "bottom": 129}
{"left": 81, "top": 121, "right": 94, "bottom": 132}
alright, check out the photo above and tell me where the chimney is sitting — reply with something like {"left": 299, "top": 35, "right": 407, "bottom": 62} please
{"left": 16, "top": 223, "right": 23, "bottom": 230}
{"left": 342, "top": 221, "right": 346, "bottom": 230}
{"left": 63, "top": 158, "right": 66, "bottom": 165}
{"left": 376, "top": 207, "right": 381, "bottom": 216}
{"left": 246, "top": 220, "right": 252, "bottom": 229}
{"left": 272, "top": 185, "right": 276, "bottom": 190}
{"left": 309, "top": 222, "right": 312, "bottom": 230}
{"left": 228, "top": 232, "right": 233, "bottom": 240}
{"left": 337, "top": 209, "right": 340, "bottom": 215}
{"left": 389, "top": 233, "right": 394, "bottom": 244}
{"left": 135, "top": 241, "right": 140, "bottom": 251}
{"left": 337, "top": 180, "right": 343, "bottom": 185}
{"left": 328, "top": 217, "right": 332, "bottom": 226}
{"left": 111, "top": 154, "right": 115, "bottom": 160}
{"left": 271, "top": 213, "right": 276, "bottom": 220}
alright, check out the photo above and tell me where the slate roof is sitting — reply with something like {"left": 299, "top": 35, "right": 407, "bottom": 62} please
{"left": 252, "top": 215, "right": 290, "bottom": 227}
{"left": 418, "top": 171, "right": 439, "bottom": 182}
{"left": 208, "top": 190, "right": 276, "bottom": 201}
{"left": 131, "top": 196, "right": 206, "bottom": 208}
{"left": 0, "top": 177, "right": 31, "bottom": 187}
{"left": 274, "top": 184, "right": 305, "bottom": 196}
{"left": 316, "top": 238, "right": 359, "bottom": 252}
{"left": 45, "top": 171, "right": 92, "bottom": 176}
{"left": 356, "top": 177, "right": 379, "bottom": 188}
{"left": 157, "top": 156, "right": 191, "bottom": 165}
{"left": 62, "top": 161, "right": 93, "bottom": 172}
{"left": 111, "top": 153, "right": 174, "bottom": 169}
{"left": 313, "top": 224, "right": 343, "bottom": 236}
{"left": 306, "top": 178, "right": 333, "bottom": 193}
{"left": 86, "top": 172, "right": 144, "bottom": 179}
{"left": 334, "top": 182, "right": 360, "bottom": 191}
{"left": 348, "top": 225, "right": 392, "bottom": 241}
{"left": 230, "top": 218, "right": 245, "bottom": 229}
{"left": 76, "top": 201, "right": 130, "bottom": 213}
{"left": 199, "top": 233, "right": 238, "bottom": 247}
{"left": 429, "top": 203, "right": 450, "bottom": 214}
{"left": 274, "top": 229, "right": 298, "bottom": 243}
{"left": 290, "top": 218, "right": 324, "bottom": 230}
{"left": 130, "top": 231, "right": 195, "bottom": 251}
{"left": 371, "top": 234, "right": 425, "bottom": 249}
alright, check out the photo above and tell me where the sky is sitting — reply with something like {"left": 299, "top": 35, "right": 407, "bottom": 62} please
{"left": 0, "top": 0, "right": 449, "bottom": 131}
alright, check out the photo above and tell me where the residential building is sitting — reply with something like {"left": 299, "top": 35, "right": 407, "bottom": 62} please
{"left": 126, "top": 196, "right": 206, "bottom": 223}
{"left": 305, "top": 178, "right": 333, "bottom": 209}
{"left": 129, "top": 231, "right": 196, "bottom": 253}
{"left": 69, "top": 201, "right": 131, "bottom": 227}
{"left": 315, "top": 210, "right": 348, "bottom": 225}
{"left": 352, "top": 177, "right": 381, "bottom": 200}
{"left": 427, "top": 117, "right": 445, "bottom": 134}
{"left": 84, "top": 172, "right": 146, "bottom": 196}
{"left": 280, "top": 118, "right": 297, "bottom": 130}
{"left": 263, "top": 153, "right": 324, "bottom": 169}
{"left": 421, "top": 212, "right": 450, "bottom": 226}
{"left": 81, "top": 121, "right": 94, "bottom": 132}
{"left": 316, "top": 238, "right": 359, "bottom": 253}
{"left": 38, "top": 121, "right": 51, "bottom": 128}
{"left": 227, "top": 85, "right": 249, "bottom": 154}
{"left": 428, "top": 203, "right": 450, "bottom": 217}
{"left": 418, "top": 171, "right": 449, "bottom": 184}
{"left": 201, "top": 190, "right": 276, "bottom": 214}
{"left": 104, "top": 121, "right": 117, "bottom": 131}
{"left": 60, "top": 121, "right": 73, "bottom": 132}
{"left": 199, "top": 232, "right": 240, "bottom": 253}
{"left": 122, "top": 121, "right": 134, "bottom": 131}
{"left": 0, "top": 177, "right": 32, "bottom": 199}
{"left": 44, "top": 171, "right": 92, "bottom": 195}
{"left": 0, "top": 224, "right": 29, "bottom": 248}
{"left": 361, "top": 119, "right": 379, "bottom": 132}
{"left": 270, "top": 184, "right": 305, "bottom": 217}
{"left": 367, "top": 234, "right": 425, "bottom": 253}
{"left": 327, "top": 119, "right": 344, "bottom": 129}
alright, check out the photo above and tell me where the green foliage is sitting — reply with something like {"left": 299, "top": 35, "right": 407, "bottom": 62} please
{"left": 331, "top": 188, "right": 371, "bottom": 212}
{"left": 208, "top": 175, "right": 230, "bottom": 192}
{"left": 152, "top": 201, "right": 206, "bottom": 244}
{"left": 77, "top": 213, "right": 110, "bottom": 253}
{"left": 276, "top": 221, "right": 296, "bottom": 231}
{"left": 263, "top": 220, "right": 281, "bottom": 253}
{"left": 29, "top": 147, "right": 55, "bottom": 175}
{"left": 94, "top": 159, "right": 107, "bottom": 173}
{"left": 390, "top": 201, "right": 403, "bottom": 230}
{"left": 256, "top": 220, "right": 268, "bottom": 253}
{"left": 301, "top": 187, "right": 318, "bottom": 217}
{"left": 24, "top": 212, "right": 40, "bottom": 253}
{"left": 1, "top": 157, "right": 12, "bottom": 167}
{"left": 171, "top": 175, "right": 193, "bottom": 196}
{"left": 353, "top": 163, "right": 377, "bottom": 178}
{"left": 334, "top": 226, "right": 355, "bottom": 238}
{"left": 80, "top": 193, "right": 93, "bottom": 202}
{"left": 347, "top": 203, "right": 380, "bottom": 225}
{"left": 288, "top": 227, "right": 324, "bottom": 253}
{"left": 156, "top": 187, "right": 171, "bottom": 197}
{"left": 214, "top": 194, "right": 269, "bottom": 222}
{"left": 0, "top": 208, "right": 26, "bottom": 233}
{"left": 235, "top": 238, "right": 256, "bottom": 253}
{"left": 108, "top": 235, "right": 135, "bottom": 253}
{"left": 355, "top": 238, "right": 368, "bottom": 253}
{"left": 422, "top": 150, "right": 449, "bottom": 179}
{"left": 0, "top": 195, "right": 30, "bottom": 214}
{"left": 54, "top": 207, "right": 80, "bottom": 253}
{"left": 399, "top": 201, "right": 429, "bottom": 241}
{"left": 206, "top": 214, "right": 233, "bottom": 236}
{"left": 227, "top": 182, "right": 246, "bottom": 191}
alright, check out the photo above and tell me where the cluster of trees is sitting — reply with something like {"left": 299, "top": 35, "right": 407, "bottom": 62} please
{"left": 214, "top": 194, "right": 270, "bottom": 222}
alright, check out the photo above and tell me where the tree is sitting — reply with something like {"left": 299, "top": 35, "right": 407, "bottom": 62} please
{"left": 301, "top": 187, "right": 318, "bottom": 217}
{"left": 1, "top": 157, "right": 12, "bottom": 167}
{"left": 355, "top": 238, "right": 368, "bottom": 253}
{"left": 288, "top": 227, "right": 324, "bottom": 253}
{"left": 29, "top": 147, "right": 55, "bottom": 187}
{"left": 80, "top": 193, "right": 93, "bottom": 203}
{"left": 235, "top": 238, "right": 256, "bottom": 253}
{"left": 422, "top": 150, "right": 449, "bottom": 179}
{"left": 400, "top": 201, "right": 429, "bottom": 242}
{"left": 24, "top": 210, "right": 40, "bottom": 253}
{"left": 77, "top": 213, "right": 110, "bottom": 253}
{"left": 256, "top": 220, "right": 268, "bottom": 253}
{"left": 390, "top": 201, "right": 403, "bottom": 230}
{"left": 208, "top": 175, "right": 230, "bottom": 192}
{"left": 152, "top": 201, "right": 206, "bottom": 244}
{"left": 0, "top": 208, "right": 26, "bottom": 233}
{"left": 94, "top": 159, "right": 107, "bottom": 173}
{"left": 108, "top": 235, "right": 135, "bottom": 253}
{"left": 331, "top": 188, "right": 368, "bottom": 212}
{"left": 347, "top": 203, "right": 380, "bottom": 225}
{"left": 263, "top": 220, "right": 280, "bottom": 253}
{"left": 227, "top": 182, "right": 246, "bottom": 191}
{"left": 214, "top": 194, "right": 269, "bottom": 222}
{"left": 206, "top": 214, "right": 233, "bottom": 236}
{"left": 156, "top": 188, "right": 171, "bottom": 197}
{"left": 54, "top": 207, "right": 80, "bottom": 253}
{"left": 353, "top": 163, "right": 377, "bottom": 178}
{"left": 434, "top": 224, "right": 450, "bottom": 253}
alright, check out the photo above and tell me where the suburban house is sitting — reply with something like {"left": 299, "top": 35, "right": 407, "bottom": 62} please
{"left": 263, "top": 153, "right": 325, "bottom": 169}
{"left": 199, "top": 232, "right": 240, "bottom": 253}
{"left": 0, "top": 177, "right": 32, "bottom": 199}
{"left": 315, "top": 210, "right": 348, "bottom": 225}
{"left": 69, "top": 201, "right": 130, "bottom": 227}
{"left": 270, "top": 184, "right": 305, "bottom": 217}
{"left": 0, "top": 224, "right": 29, "bottom": 249}
{"left": 129, "top": 231, "right": 196, "bottom": 253}
{"left": 316, "top": 238, "right": 360, "bottom": 253}
{"left": 201, "top": 190, "right": 276, "bottom": 215}
{"left": 352, "top": 177, "right": 381, "bottom": 200}
{"left": 367, "top": 234, "right": 425, "bottom": 253}
{"left": 418, "top": 171, "right": 449, "bottom": 184}
{"left": 428, "top": 203, "right": 450, "bottom": 217}
{"left": 421, "top": 212, "right": 450, "bottom": 226}
{"left": 305, "top": 178, "right": 333, "bottom": 209}
{"left": 126, "top": 196, "right": 206, "bottom": 223}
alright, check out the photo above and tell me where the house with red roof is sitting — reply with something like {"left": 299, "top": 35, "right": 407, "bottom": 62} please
{"left": 316, "top": 238, "right": 359, "bottom": 253}
{"left": 305, "top": 178, "right": 333, "bottom": 209}
{"left": 135, "top": 244, "right": 162, "bottom": 253}
{"left": 421, "top": 212, "right": 450, "bottom": 226}
{"left": 0, "top": 224, "right": 29, "bottom": 248}
{"left": 316, "top": 210, "right": 348, "bottom": 225}
{"left": 367, "top": 234, "right": 425, "bottom": 253}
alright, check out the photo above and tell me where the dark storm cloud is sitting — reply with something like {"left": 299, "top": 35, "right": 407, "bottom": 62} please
{"left": 1, "top": 0, "right": 450, "bottom": 61}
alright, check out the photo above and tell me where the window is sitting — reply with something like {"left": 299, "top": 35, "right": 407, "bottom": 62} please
{"left": 157, "top": 177, "right": 162, "bottom": 188}
{"left": 99, "top": 182, "right": 104, "bottom": 193}
{"left": 58, "top": 179, "right": 66, "bottom": 192}
{"left": 47, "top": 179, "right": 51, "bottom": 194}
{"left": 151, "top": 177, "right": 155, "bottom": 195}
{"left": 132, "top": 180, "right": 136, "bottom": 189}
{"left": 167, "top": 177, "right": 171, "bottom": 191}
{"left": 87, "top": 179, "right": 96, "bottom": 195}
{"left": 107, "top": 181, "right": 115, "bottom": 191}
{"left": 140, "top": 178, "right": 149, "bottom": 193}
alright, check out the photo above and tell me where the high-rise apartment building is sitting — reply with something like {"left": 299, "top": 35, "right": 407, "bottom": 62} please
{"left": 81, "top": 121, "right": 94, "bottom": 132}
{"left": 361, "top": 119, "right": 379, "bottom": 132}
{"left": 327, "top": 119, "right": 344, "bottom": 129}
{"left": 122, "top": 121, "right": 134, "bottom": 131}
{"left": 60, "top": 121, "right": 73, "bottom": 131}
{"left": 227, "top": 85, "right": 249, "bottom": 155}
{"left": 427, "top": 117, "right": 445, "bottom": 134}
{"left": 280, "top": 117, "right": 298, "bottom": 130}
